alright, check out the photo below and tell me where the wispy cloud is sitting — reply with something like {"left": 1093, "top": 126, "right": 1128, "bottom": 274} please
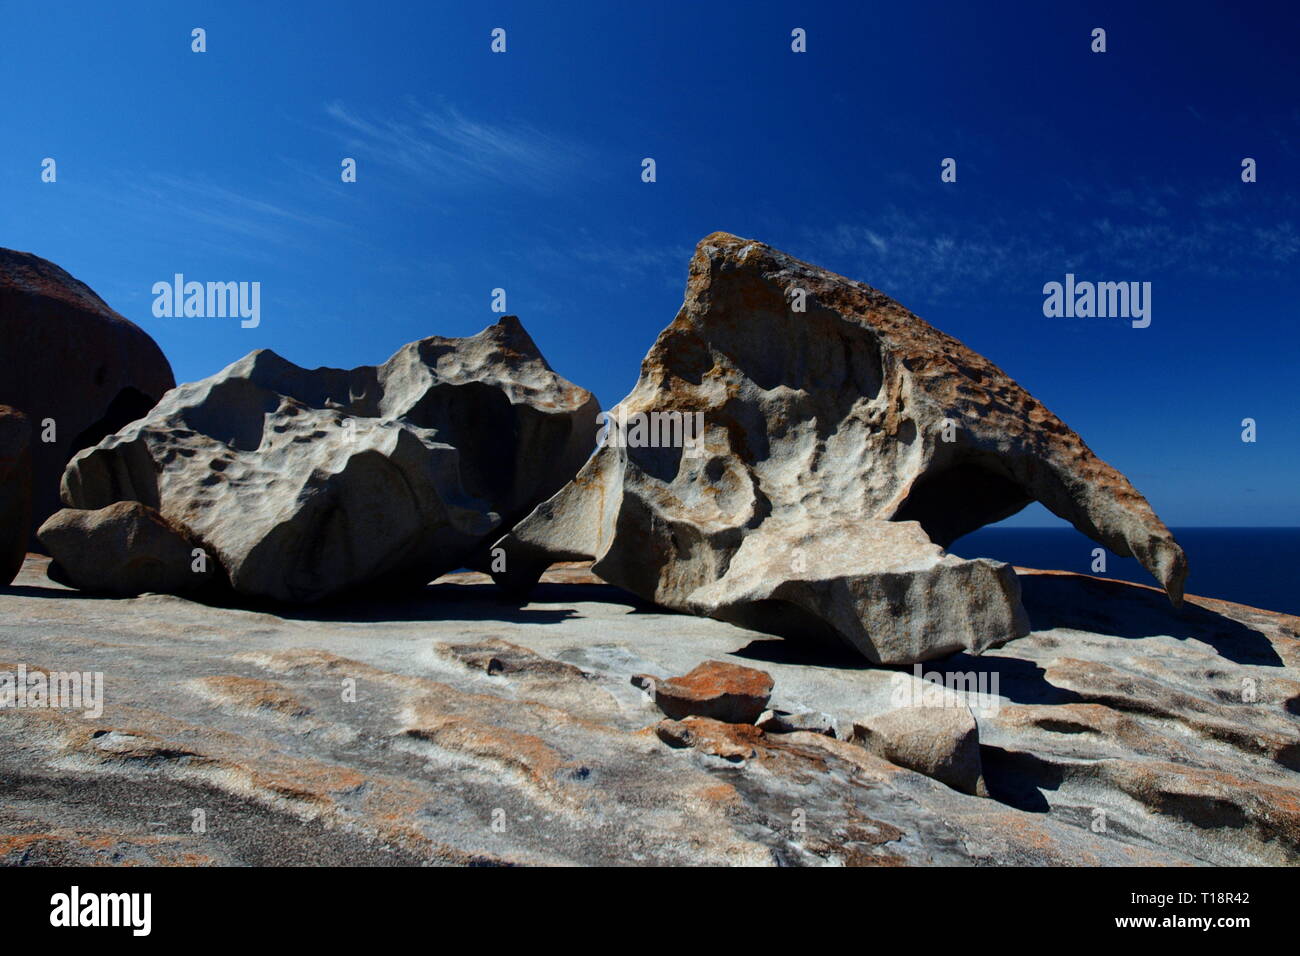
{"left": 812, "top": 212, "right": 1046, "bottom": 299}
{"left": 87, "top": 173, "right": 349, "bottom": 258}
{"left": 147, "top": 175, "right": 344, "bottom": 240}
{"left": 325, "top": 98, "right": 587, "bottom": 192}
{"left": 806, "top": 183, "right": 1300, "bottom": 304}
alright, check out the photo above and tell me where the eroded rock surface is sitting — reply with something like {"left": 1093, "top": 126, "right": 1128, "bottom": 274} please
{"left": 0, "top": 249, "right": 174, "bottom": 547}
{"left": 59, "top": 316, "right": 598, "bottom": 603}
{"left": 493, "top": 233, "right": 1185, "bottom": 663}
{"left": 655, "top": 716, "right": 765, "bottom": 761}
{"left": 1, "top": 557, "right": 1293, "bottom": 866}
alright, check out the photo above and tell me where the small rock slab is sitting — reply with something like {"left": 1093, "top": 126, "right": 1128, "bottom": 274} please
{"left": 634, "top": 660, "right": 774, "bottom": 724}
{"left": 851, "top": 702, "right": 986, "bottom": 796}
{"left": 38, "top": 501, "right": 215, "bottom": 596}
{"left": 655, "top": 717, "right": 765, "bottom": 761}
{"left": 437, "top": 638, "right": 588, "bottom": 680}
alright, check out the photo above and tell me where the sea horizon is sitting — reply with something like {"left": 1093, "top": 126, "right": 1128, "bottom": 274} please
{"left": 952, "top": 526, "right": 1300, "bottom": 616}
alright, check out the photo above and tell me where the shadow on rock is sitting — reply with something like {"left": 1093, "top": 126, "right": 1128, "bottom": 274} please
{"left": 186, "top": 578, "right": 662, "bottom": 626}
{"left": 732, "top": 635, "right": 877, "bottom": 670}
{"left": 980, "top": 746, "right": 1064, "bottom": 813}
{"left": 920, "top": 653, "right": 1085, "bottom": 707}
{"left": 1017, "top": 571, "right": 1283, "bottom": 667}
{"left": 2, "top": 582, "right": 104, "bottom": 601}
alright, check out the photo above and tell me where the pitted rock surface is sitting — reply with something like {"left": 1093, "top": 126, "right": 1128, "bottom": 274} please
{"left": 59, "top": 316, "right": 598, "bottom": 603}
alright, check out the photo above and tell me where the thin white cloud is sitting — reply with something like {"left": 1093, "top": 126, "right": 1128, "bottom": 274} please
{"left": 325, "top": 99, "right": 586, "bottom": 191}
{"left": 149, "top": 175, "right": 345, "bottom": 236}
{"left": 85, "top": 173, "right": 349, "bottom": 257}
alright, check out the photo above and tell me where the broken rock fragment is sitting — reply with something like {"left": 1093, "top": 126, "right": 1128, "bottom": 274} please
{"left": 851, "top": 702, "right": 987, "bottom": 797}
{"left": 688, "top": 518, "right": 1028, "bottom": 664}
{"left": 437, "top": 638, "right": 588, "bottom": 680}
{"left": 654, "top": 717, "right": 765, "bottom": 761}
{"left": 634, "top": 660, "right": 774, "bottom": 724}
{"left": 494, "top": 232, "right": 1186, "bottom": 663}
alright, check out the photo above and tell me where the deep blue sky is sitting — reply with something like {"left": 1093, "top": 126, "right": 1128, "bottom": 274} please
{"left": 3, "top": 1, "right": 1296, "bottom": 527}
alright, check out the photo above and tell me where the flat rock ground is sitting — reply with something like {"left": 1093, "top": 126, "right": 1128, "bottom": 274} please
{"left": 1, "top": 555, "right": 1298, "bottom": 866}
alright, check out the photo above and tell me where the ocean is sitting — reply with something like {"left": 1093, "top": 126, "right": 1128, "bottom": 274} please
{"left": 949, "top": 527, "right": 1300, "bottom": 616}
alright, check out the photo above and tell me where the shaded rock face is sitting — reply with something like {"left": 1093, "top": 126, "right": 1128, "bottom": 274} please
{"left": 37, "top": 501, "right": 215, "bottom": 597}
{"left": 0, "top": 249, "right": 175, "bottom": 548}
{"left": 0, "top": 404, "right": 32, "bottom": 585}
{"left": 495, "top": 233, "right": 1185, "bottom": 663}
{"left": 60, "top": 317, "right": 598, "bottom": 603}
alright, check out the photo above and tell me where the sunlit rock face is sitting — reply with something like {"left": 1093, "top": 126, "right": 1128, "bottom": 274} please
{"left": 494, "top": 232, "right": 1185, "bottom": 664}
{"left": 61, "top": 316, "right": 599, "bottom": 603}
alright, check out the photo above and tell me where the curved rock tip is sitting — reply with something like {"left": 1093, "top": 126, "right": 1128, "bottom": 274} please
{"left": 60, "top": 316, "right": 599, "bottom": 603}
{"left": 493, "top": 232, "right": 1187, "bottom": 664}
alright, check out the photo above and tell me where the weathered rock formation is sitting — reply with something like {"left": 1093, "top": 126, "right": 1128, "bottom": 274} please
{"left": 0, "top": 249, "right": 175, "bottom": 548}
{"left": 38, "top": 501, "right": 216, "bottom": 596}
{"left": 59, "top": 316, "right": 598, "bottom": 603}
{"left": 0, "top": 404, "right": 32, "bottom": 585}
{"left": 494, "top": 233, "right": 1186, "bottom": 663}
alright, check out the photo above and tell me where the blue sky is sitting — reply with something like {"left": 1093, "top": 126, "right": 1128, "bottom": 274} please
{"left": 3, "top": 1, "right": 1297, "bottom": 526}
